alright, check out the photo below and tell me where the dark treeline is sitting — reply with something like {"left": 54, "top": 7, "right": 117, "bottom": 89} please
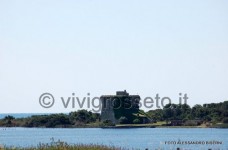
{"left": 0, "top": 110, "right": 100, "bottom": 128}
{"left": 0, "top": 101, "right": 228, "bottom": 127}
{"left": 147, "top": 101, "right": 228, "bottom": 125}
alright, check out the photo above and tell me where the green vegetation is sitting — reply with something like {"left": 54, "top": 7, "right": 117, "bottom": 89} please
{"left": 0, "top": 101, "right": 228, "bottom": 128}
{"left": 147, "top": 101, "right": 228, "bottom": 127}
{"left": 2, "top": 115, "right": 15, "bottom": 126}
{"left": 119, "top": 116, "right": 128, "bottom": 124}
{"left": 0, "top": 110, "right": 100, "bottom": 128}
{"left": 0, "top": 139, "right": 128, "bottom": 150}
{"left": 212, "top": 123, "right": 228, "bottom": 128}
{"left": 100, "top": 120, "right": 115, "bottom": 127}
{"left": 222, "top": 117, "right": 228, "bottom": 123}
{"left": 112, "top": 96, "right": 140, "bottom": 124}
{"left": 133, "top": 119, "right": 141, "bottom": 124}
{"left": 113, "top": 101, "right": 228, "bottom": 127}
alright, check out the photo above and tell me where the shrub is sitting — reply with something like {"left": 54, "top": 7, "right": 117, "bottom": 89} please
{"left": 101, "top": 120, "right": 115, "bottom": 127}
{"left": 222, "top": 117, "right": 228, "bottom": 123}
{"left": 119, "top": 116, "right": 128, "bottom": 124}
{"left": 133, "top": 119, "right": 141, "bottom": 124}
{"left": 184, "top": 120, "right": 197, "bottom": 126}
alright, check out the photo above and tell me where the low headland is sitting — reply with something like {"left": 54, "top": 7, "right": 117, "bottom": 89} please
{"left": 0, "top": 101, "right": 228, "bottom": 128}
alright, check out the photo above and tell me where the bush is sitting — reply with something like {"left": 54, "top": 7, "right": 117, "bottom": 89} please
{"left": 69, "top": 110, "right": 97, "bottom": 124}
{"left": 119, "top": 116, "right": 128, "bottom": 124}
{"left": 184, "top": 120, "right": 197, "bottom": 126}
{"left": 133, "top": 119, "right": 141, "bottom": 124}
{"left": 222, "top": 117, "right": 228, "bottom": 123}
{"left": 101, "top": 120, "right": 115, "bottom": 127}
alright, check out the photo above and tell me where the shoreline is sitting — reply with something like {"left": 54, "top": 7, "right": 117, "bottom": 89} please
{"left": 1, "top": 124, "right": 227, "bottom": 129}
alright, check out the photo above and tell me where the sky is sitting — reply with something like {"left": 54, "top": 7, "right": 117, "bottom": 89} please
{"left": 0, "top": 0, "right": 228, "bottom": 113}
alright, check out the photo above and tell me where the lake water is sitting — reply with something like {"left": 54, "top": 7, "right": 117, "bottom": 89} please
{"left": 0, "top": 127, "right": 227, "bottom": 150}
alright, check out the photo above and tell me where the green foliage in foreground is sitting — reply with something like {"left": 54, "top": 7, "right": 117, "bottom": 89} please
{"left": 2, "top": 145, "right": 125, "bottom": 150}
{"left": 1, "top": 139, "right": 129, "bottom": 150}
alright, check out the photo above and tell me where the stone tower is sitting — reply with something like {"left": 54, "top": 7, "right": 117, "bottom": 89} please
{"left": 100, "top": 90, "right": 140, "bottom": 124}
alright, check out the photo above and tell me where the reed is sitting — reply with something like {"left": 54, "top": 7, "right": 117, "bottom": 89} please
{"left": 2, "top": 139, "right": 131, "bottom": 150}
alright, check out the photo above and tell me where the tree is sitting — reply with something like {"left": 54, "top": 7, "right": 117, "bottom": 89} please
{"left": 147, "top": 109, "right": 164, "bottom": 121}
{"left": 113, "top": 96, "right": 140, "bottom": 124}
{"left": 119, "top": 116, "right": 128, "bottom": 124}
{"left": 4, "top": 115, "right": 15, "bottom": 125}
{"left": 101, "top": 120, "right": 115, "bottom": 127}
{"left": 133, "top": 119, "right": 141, "bottom": 124}
{"left": 69, "top": 110, "right": 98, "bottom": 124}
{"left": 222, "top": 117, "right": 228, "bottom": 123}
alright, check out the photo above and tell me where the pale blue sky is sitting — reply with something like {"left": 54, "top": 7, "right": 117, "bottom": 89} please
{"left": 0, "top": 0, "right": 228, "bottom": 113}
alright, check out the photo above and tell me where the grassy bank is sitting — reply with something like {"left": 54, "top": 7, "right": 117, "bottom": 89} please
{"left": 2, "top": 145, "right": 126, "bottom": 150}
{"left": 0, "top": 139, "right": 130, "bottom": 150}
{"left": 211, "top": 123, "right": 228, "bottom": 128}
{"left": 112, "top": 122, "right": 228, "bottom": 128}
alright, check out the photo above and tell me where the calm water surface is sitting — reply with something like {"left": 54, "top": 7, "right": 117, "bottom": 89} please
{"left": 0, "top": 127, "right": 227, "bottom": 150}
